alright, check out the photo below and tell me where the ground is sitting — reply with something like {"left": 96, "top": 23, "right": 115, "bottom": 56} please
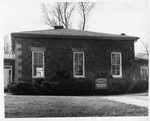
{"left": 5, "top": 94, "right": 148, "bottom": 118}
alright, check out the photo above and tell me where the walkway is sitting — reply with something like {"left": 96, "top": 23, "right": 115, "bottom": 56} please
{"left": 101, "top": 92, "right": 148, "bottom": 108}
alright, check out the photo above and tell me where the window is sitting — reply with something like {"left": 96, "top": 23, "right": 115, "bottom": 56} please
{"left": 32, "top": 51, "right": 44, "bottom": 78}
{"left": 73, "top": 52, "right": 85, "bottom": 78}
{"left": 141, "top": 66, "right": 148, "bottom": 80}
{"left": 111, "top": 52, "right": 122, "bottom": 77}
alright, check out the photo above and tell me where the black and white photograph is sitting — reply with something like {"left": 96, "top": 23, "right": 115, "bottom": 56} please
{"left": 0, "top": 0, "right": 149, "bottom": 120}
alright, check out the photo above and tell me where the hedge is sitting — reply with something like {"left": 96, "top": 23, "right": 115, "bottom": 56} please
{"left": 72, "top": 79, "right": 92, "bottom": 95}
{"left": 109, "top": 79, "right": 148, "bottom": 95}
{"left": 8, "top": 78, "right": 148, "bottom": 95}
{"left": 8, "top": 81, "right": 33, "bottom": 95}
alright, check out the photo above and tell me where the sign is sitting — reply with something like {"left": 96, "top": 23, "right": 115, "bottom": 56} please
{"left": 36, "top": 68, "right": 43, "bottom": 76}
{"left": 95, "top": 78, "right": 108, "bottom": 90}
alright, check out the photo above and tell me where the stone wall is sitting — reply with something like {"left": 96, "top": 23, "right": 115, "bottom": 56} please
{"left": 12, "top": 37, "right": 135, "bottom": 82}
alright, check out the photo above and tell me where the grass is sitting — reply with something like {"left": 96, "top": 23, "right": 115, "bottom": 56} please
{"left": 5, "top": 95, "right": 148, "bottom": 118}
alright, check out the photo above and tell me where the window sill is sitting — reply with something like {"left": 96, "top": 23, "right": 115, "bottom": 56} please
{"left": 32, "top": 77, "right": 45, "bottom": 79}
{"left": 74, "top": 76, "right": 86, "bottom": 78}
{"left": 112, "top": 75, "right": 122, "bottom": 78}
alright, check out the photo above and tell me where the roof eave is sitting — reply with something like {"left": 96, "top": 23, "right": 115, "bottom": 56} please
{"left": 11, "top": 33, "right": 139, "bottom": 41}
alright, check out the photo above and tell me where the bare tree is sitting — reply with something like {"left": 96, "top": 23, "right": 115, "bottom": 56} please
{"left": 77, "top": 2, "right": 95, "bottom": 31}
{"left": 4, "top": 35, "right": 12, "bottom": 54}
{"left": 41, "top": 2, "right": 75, "bottom": 28}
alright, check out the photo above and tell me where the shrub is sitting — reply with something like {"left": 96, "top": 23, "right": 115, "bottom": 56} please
{"left": 126, "top": 81, "right": 148, "bottom": 93}
{"left": 109, "top": 79, "right": 148, "bottom": 95}
{"left": 8, "top": 81, "right": 33, "bottom": 95}
{"left": 72, "top": 79, "right": 92, "bottom": 95}
{"left": 50, "top": 70, "right": 72, "bottom": 95}
{"left": 54, "top": 79, "right": 73, "bottom": 95}
{"left": 50, "top": 78, "right": 92, "bottom": 95}
{"left": 40, "top": 81, "right": 52, "bottom": 95}
{"left": 32, "top": 79, "right": 45, "bottom": 95}
{"left": 7, "top": 82, "right": 17, "bottom": 94}
{"left": 8, "top": 77, "right": 148, "bottom": 95}
{"left": 109, "top": 79, "right": 127, "bottom": 95}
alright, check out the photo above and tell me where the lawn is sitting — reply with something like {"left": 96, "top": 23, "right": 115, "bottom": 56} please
{"left": 5, "top": 95, "right": 148, "bottom": 118}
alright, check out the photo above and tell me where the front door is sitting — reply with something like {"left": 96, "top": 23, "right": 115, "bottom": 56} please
{"left": 4, "top": 67, "right": 12, "bottom": 89}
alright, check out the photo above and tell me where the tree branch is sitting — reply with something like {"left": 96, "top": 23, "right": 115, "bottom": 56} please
{"left": 41, "top": 2, "right": 74, "bottom": 28}
{"left": 77, "top": 2, "right": 95, "bottom": 31}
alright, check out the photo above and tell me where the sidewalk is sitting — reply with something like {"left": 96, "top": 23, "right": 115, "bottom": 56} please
{"left": 101, "top": 93, "right": 148, "bottom": 108}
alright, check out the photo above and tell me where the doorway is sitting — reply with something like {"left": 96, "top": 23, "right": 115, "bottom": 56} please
{"left": 4, "top": 66, "right": 12, "bottom": 89}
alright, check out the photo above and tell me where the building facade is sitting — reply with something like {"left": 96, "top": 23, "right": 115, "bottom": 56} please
{"left": 11, "top": 27, "right": 139, "bottom": 87}
{"left": 135, "top": 57, "right": 149, "bottom": 81}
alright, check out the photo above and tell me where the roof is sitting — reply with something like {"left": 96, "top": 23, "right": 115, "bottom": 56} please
{"left": 11, "top": 28, "right": 139, "bottom": 41}
{"left": 135, "top": 53, "right": 149, "bottom": 60}
{"left": 4, "top": 54, "right": 15, "bottom": 60}
{"left": 135, "top": 56, "right": 149, "bottom": 61}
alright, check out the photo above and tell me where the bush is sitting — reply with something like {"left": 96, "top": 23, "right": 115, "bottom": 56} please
{"left": 41, "top": 81, "right": 52, "bottom": 95}
{"left": 109, "top": 79, "right": 127, "bottom": 95}
{"left": 8, "top": 77, "right": 148, "bottom": 95}
{"left": 109, "top": 79, "right": 148, "bottom": 95}
{"left": 50, "top": 79, "right": 92, "bottom": 95}
{"left": 126, "top": 81, "right": 148, "bottom": 93}
{"left": 8, "top": 81, "right": 33, "bottom": 95}
{"left": 8, "top": 79, "right": 53, "bottom": 95}
{"left": 32, "top": 79, "right": 44, "bottom": 95}
{"left": 50, "top": 70, "right": 72, "bottom": 95}
{"left": 72, "top": 79, "right": 92, "bottom": 95}
{"left": 52, "top": 79, "right": 73, "bottom": 95}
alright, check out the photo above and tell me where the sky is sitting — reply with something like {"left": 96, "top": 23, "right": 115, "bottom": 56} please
{"left": 0, "top": 0, "right": 149, "bottom": 55}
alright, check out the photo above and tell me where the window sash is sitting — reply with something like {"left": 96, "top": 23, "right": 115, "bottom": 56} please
{"left": 73, "top": 52, "right": 85, "bottom": 77}
{"left": 32, "top": 51, "right": 45, "bottom": 78}
{"left": 111, "top": 52, "right": 122, "bottom": 77}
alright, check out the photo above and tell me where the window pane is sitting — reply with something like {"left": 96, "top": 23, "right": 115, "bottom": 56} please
{"left": 112, "top": 54, "right": 116, "bottom": 64}
{"left": 141, "top": 67, "right": 148, "bottom": 80}
{"left": 78, "top": 66, "right": 83, "bottom": 75}
{"left": 39, "top": 53, "right": 43, "bottom": 59}
{"left": 115, "top": 54, "right": 119, "bottom": 58}
{"left": 79, "top": 53, "right": 83, "bottom": 58}
{"left": 75, "top": 54, "right": 78, "bottom": 61}
{"left": 112, "top": 65, "right": 116, "bottom": 75}
{"left": 75, "top": 66, "right": 79, "bottom": 75}
{"left": 116, "top": 58, "right": 120, "bottom": 64}
{"left": 112, "top": 64, "right": 120, "bottom": 75}
{"left": 34, "top": 52, "right": 38, "bottom": 59}
{"left": 34, "top": 65, "right": 38, "bottom": 76}
{"left": 39, "top": 58, "right": 43, "bottom": 64}
{"left": 74, "top": 52, "right": 84, "bottom": 77}
{"left": 34, "top": 52, "right": 38, "bottom": 64}
{"left": 78, "top": 58, "right": 83, "bottom": 65}
{"left": 111, "top": 53, "right": 121, "bottom": 76}
{"left": 142, "top": 68, "right": 148, "bottom": 74}
{"left": 116, "top": 70, "right": 120, "bottom": 75}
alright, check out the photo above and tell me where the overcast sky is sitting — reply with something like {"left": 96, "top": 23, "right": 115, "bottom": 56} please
{"left": 0, "top": 0, "right": 149, "bottom": 55}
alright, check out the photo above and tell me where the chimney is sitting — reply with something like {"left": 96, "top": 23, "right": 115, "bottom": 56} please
{"left": 54, "top": 26, "right": 64, "bottom": 29}
{"left": 121, "top": 33, "right": 126, "bottom": 36}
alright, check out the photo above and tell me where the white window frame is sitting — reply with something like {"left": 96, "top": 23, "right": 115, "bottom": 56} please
{"left": 73, "top": 52, "right": 85, "bottom": 78}
{"left": 32, "top": 51, "right": 45, "bottom": 78}
{"left": 140, "top": 66, "right": 148, "bottom": 80}
{"left": 111, "top": 52, "right": 122, "bottom": 78}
